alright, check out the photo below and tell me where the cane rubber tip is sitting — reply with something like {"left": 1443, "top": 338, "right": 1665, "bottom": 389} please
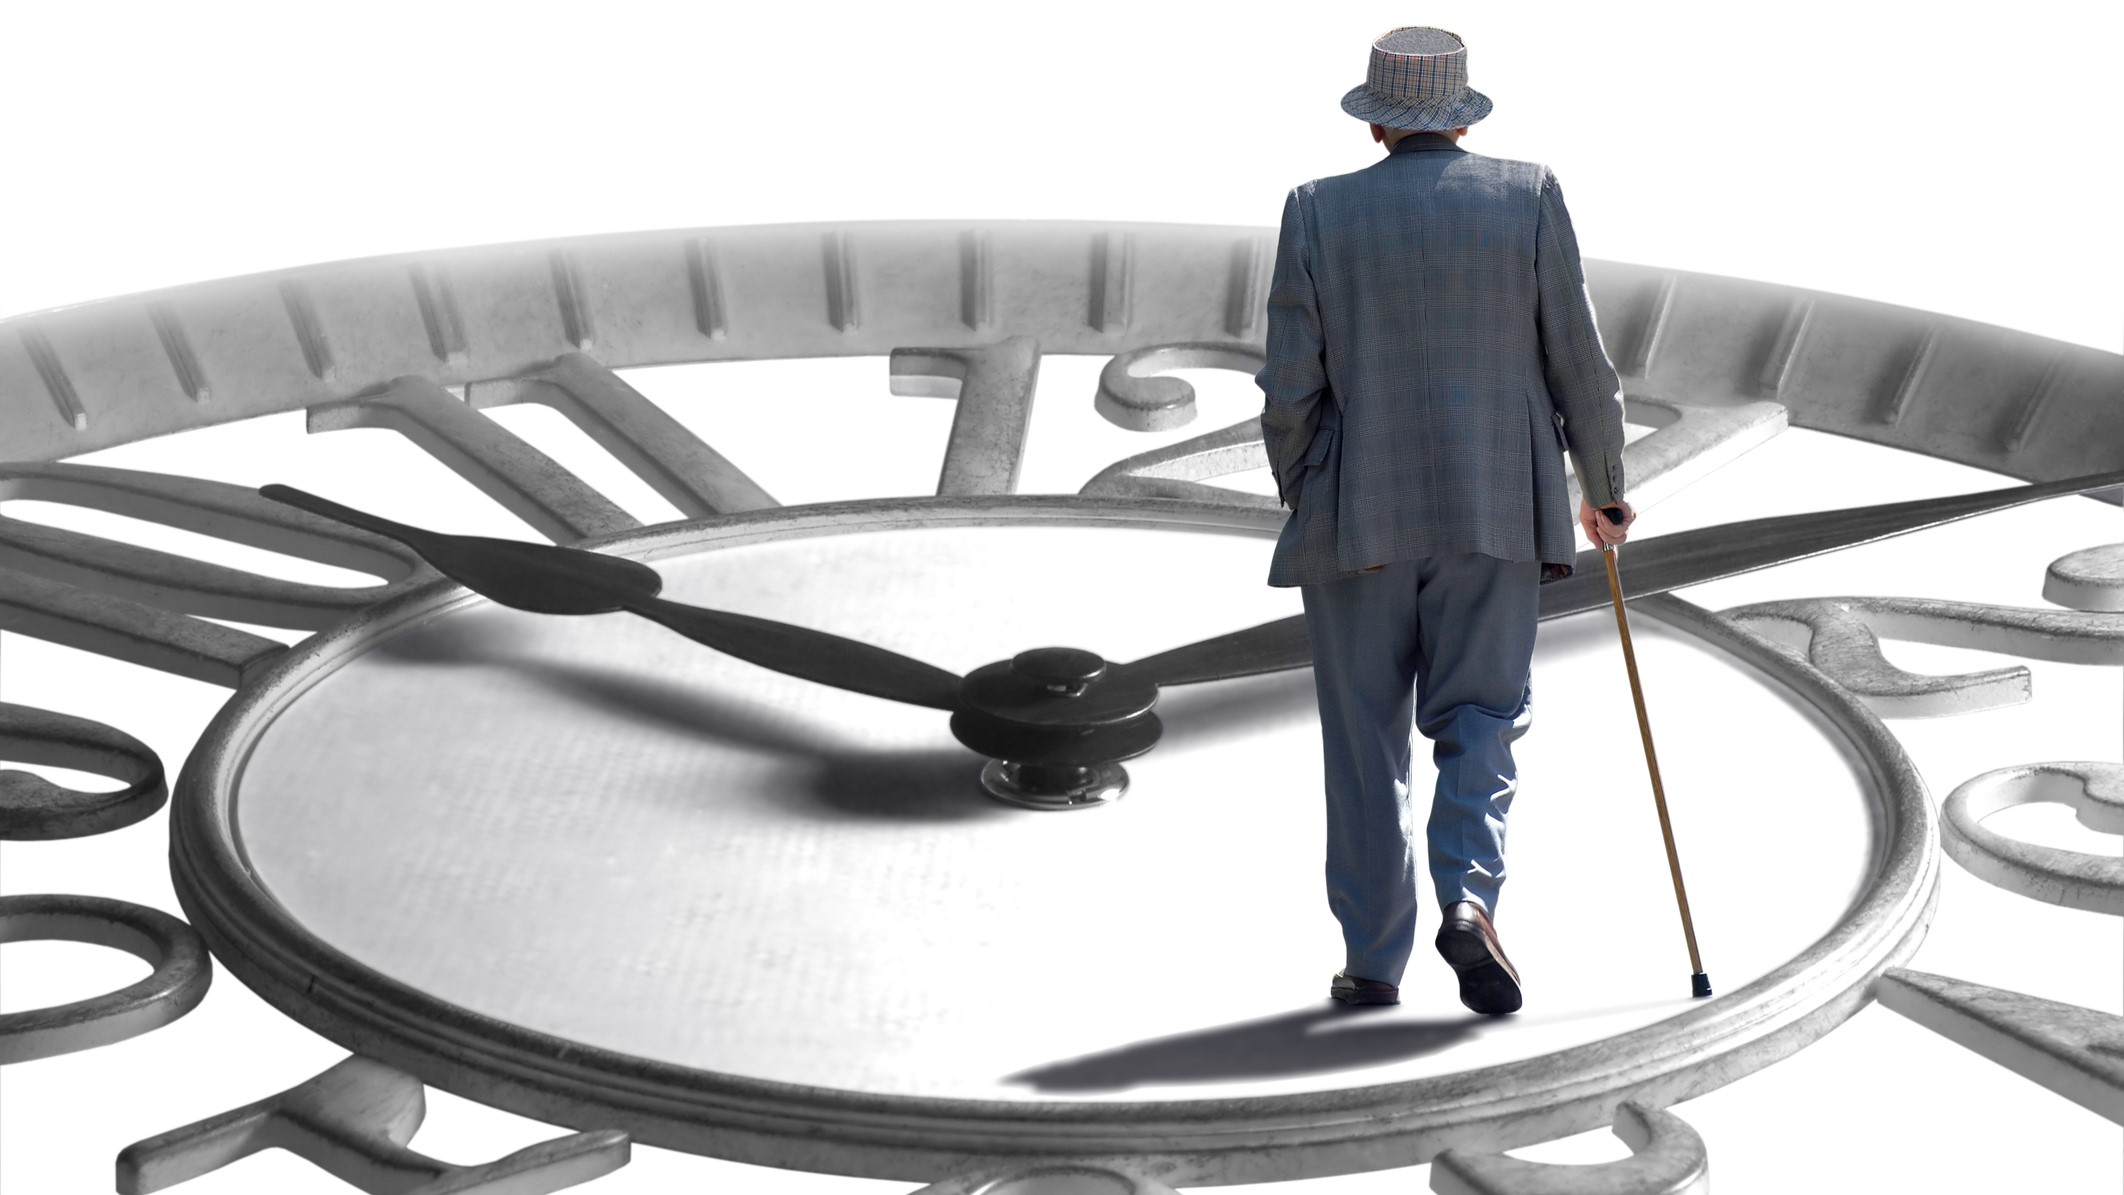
{"left": 1691, "top": 972, "right": 1713, "bottom": 999}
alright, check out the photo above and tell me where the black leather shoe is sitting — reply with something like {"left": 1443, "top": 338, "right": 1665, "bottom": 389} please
{"left": 1435, "top": 901, "right": 1522, "bottom": 1015}
{"left": 1329, "top": 971, "right": 1400, "bottom": 1005}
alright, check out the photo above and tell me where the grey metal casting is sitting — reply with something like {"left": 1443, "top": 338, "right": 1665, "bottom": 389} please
{"left": 0, "top": 703, "right": 166, "bottom": 840}
{"left": 1428, "top": 1100, "right": 1708, "bottom": 1195}
{"left": 1939, "top": 762, "right": 2124, "bottom": 914}
{"left": 0, "top": 894, "right": 211, "bottom": 1064}
{"left": 1875, "top": 969, "right": 2124, "bottom": 1127}
{"left": 115, "top": 1055, "right": 631, "bottom": 1194}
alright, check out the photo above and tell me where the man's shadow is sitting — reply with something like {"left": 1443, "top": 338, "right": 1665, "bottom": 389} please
{"left": 1003, "top": 1005, "right": 1480, "bottom": 1093}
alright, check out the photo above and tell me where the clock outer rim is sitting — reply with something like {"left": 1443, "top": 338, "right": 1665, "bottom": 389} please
{"left": 166, "top": 493, "right": 1939, "bottom": 1185}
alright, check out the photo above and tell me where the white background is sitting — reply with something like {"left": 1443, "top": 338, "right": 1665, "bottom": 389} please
{"left": 3, "top": 2, "right": 2121, "bottom": 1193}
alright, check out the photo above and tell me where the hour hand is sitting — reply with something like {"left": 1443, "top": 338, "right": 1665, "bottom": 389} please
{"left": 621, "top": 596, "right": 962, "bottom": 711}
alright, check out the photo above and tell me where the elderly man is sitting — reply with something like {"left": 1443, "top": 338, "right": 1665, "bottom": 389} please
{"left": 1258, "top": 26, "right": 1635, "bottom": 1015}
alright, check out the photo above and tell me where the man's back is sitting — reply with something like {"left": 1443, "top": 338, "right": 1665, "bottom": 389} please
{"left": 1259, "top": 134, "right": 1627, "bottom": 586}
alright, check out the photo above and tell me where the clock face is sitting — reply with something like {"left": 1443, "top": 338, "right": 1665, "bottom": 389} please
{"left": 2, "top": 211, "right": 2120, "bottom": 1195}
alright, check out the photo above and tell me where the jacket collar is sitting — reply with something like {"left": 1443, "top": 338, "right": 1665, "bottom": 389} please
{"left": 1387, "top": 131, "right": 1463, "bottom": 154}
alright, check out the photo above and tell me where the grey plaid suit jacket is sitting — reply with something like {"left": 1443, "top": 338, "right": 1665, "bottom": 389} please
{"left": 1258, "top": 132, "right": 1628, "bottom": 588}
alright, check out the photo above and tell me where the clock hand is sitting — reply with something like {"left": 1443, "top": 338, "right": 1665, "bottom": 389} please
{"left": 259, "top": 484, "right": 966, "bottom": 711}
{"left": 620, "top": 595, "right": 963, "bottom": 711}
{"left": 260, "top": 484, "right": 663, "bottom": 615}
{"left": 1121, "top": 467, "right": 2124, "bottom": 687}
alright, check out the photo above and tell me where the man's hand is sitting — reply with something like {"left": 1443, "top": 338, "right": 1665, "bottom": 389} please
{"left": 1580, "top": 496, "right": 1635, "bottom": 549}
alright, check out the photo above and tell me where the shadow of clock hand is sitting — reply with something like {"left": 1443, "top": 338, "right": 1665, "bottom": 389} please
{"left": 375, "top": 623, "right": 1006, "bottom": 823}
{"left": 1120, "top": 466, "right": 2124, "bottom": 687}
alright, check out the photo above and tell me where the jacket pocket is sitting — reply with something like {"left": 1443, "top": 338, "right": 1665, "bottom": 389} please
{"left": 1291, "top": 426, "right": 1338, "bottom": 507}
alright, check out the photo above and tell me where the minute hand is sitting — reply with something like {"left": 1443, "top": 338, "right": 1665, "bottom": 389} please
{"left": 1120, "top": 468, "right": 2124, "bottom": 687}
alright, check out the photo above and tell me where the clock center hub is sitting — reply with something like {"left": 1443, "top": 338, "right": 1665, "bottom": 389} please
{"left": 1011, "top": 646, "right": 1107, "bottom": 696}
{"left": 949, "top": 647, "right": 1160, "bottom": 810}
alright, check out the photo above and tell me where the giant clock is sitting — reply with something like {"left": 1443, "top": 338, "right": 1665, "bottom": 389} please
{"left": 2, "top": 220, "right": 2120, "bottom": 1194}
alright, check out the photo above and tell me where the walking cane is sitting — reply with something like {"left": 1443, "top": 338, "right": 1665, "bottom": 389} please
{"left": 1598, "top": 506, "right": 1713, "bottom": 999}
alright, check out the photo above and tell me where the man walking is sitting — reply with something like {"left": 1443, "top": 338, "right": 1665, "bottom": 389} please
{"left": 1258, "top": 26, "right": 1635, "bottom": 1015}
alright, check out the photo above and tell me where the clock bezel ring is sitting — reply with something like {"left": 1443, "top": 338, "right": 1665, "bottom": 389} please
{"left": 165, "top": 492, "right": 1938, "bottom": 1185}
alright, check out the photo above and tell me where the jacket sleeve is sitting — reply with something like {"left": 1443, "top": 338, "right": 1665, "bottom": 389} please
{"left": 1256, "top": 185, "right": 1331, "bottom": 510}
{"left": 1534, "top": 168, "right": 1628, "bottom": 509}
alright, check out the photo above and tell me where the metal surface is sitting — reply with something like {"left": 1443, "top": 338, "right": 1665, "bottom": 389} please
{"left": 2044, "top": 543, "right": 2124, "bottom": 612}
{"left": 0, "top": 702, "right": 166, "bottom": 840}
{"left": 1939, "top": 762, "right": 2124, "bottom": 913}
{"left": 163, "top": 500, "right": 1936, "bottom": 1184}
{"left": 0, "top": 893, "right": 210, "bottom": 1064}
{"left": 978, "top": 760, "right": 1131, "bottom": 810}
{"left": 0, "top": 460, "right": 425, "bottom": 627}
{"left": 1719, "top": 596, "right": 2124, "bottom": 717}
{"left": 309, "top": 375, "right": 640, "bottom": 542}
{"left": 115, "top": 1055, "right": 630, "bottom": 1194}
{"left": 4, "top": 224, "right": 2117, "bottom": 500}
{"left": 1875, "top": 969, "right": 2124, "bottom": 1127}
{"left": 1428, "top": 1101, "right": 1708, "bottom": 1195}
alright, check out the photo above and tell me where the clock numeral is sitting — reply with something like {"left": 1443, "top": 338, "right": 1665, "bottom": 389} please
{"left": 466, "top": 353, "right": 780, "bottom": 517}
{"left": 0, "top": 702, "right": 166, "bottom": 840}
{"left": 887, "top": 338, "right": 1041, "bottom": 497}
{"left": 908, "top": 1161, "right": 1183, "bottom": 1195}
{"left": 1430, "top": 1100, "right": 1709, "bottom": 1195}
{"left": 1579, "top": 395, "right": 1787, "bottom": 514}
{"left": 2044, "top": 542, "right": 2124, "bottom": 613}
{"left": 1093, "top": 342, "right": 1267, "bottom": 432}
{"left": 1940, "top": 762, "right": 2124, "bottom": 914}
{"left": 0, "top": 568, "right": 284, "bottom": 686}
{"left": 1876, "top": 969, "right": 2124, "bottom": 1126}
{"left": 308, "top": 375, "right": 640, "bottom": 542}
{"left": 0, "top": 894, "right": 209, "bottom": 1065}
{"left": 114, "top": 1055, "right": 631, "bottom": 1195}
{"left": 0, "top": 461, "right": 425, "bottom": 630}
{"left": 1079, "top": 414, "right": 1280, "bottom": 511}
{"left": 1719, "top": 596, "right": 2124, "bottom": 718}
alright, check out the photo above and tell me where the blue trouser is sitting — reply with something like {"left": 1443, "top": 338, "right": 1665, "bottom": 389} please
{"left": 1299, "top": 552, "right": 1540, "bottom": 987}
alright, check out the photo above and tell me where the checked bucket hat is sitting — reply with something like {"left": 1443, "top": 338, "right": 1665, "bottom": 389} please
{"left": 1340, "top": 26, "right": 1492, "bottom": 132}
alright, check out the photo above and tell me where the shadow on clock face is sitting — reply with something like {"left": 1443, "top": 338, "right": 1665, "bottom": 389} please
{"left": 374, "top": 614, "right": 1327, "bottom": 824}
{"left": 233, "top": 521, "right": 1876, "bottom": 1101}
